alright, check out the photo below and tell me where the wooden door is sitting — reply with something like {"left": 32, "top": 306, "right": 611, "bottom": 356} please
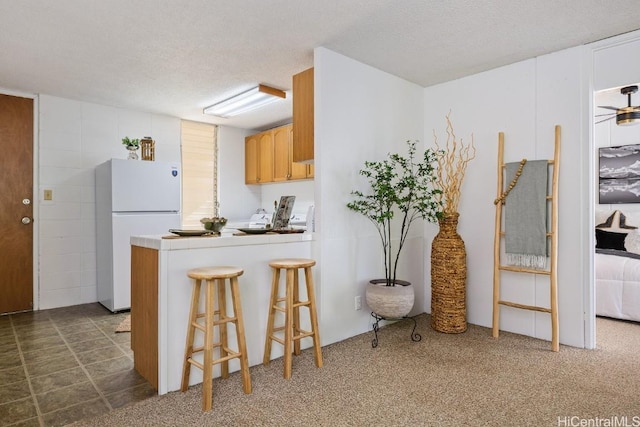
{"left": 292, "top": 67, "right": 314, "bottom": 162}
{"left": 258, "top": 131, "right": 274, "bottom": 183}
{"left": 290, "top": 124, "right": 308, "bottom": 180}
{"left": 0, "top": 94, "right": 34, "bottom": 314}
{"left": 244, "top": 134, "right": 259, "bottom": 184}
{"left": 273, "top": 125, "right": 290, "bottom": 181}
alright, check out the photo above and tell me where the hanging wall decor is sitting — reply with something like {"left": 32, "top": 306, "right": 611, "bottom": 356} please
{"left": 599, "top": 144, "right": 640, "bottom": 204}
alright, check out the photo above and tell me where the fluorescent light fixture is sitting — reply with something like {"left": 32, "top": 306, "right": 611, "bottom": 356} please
{"left": 203, "top": 84, "right": 286, "bottom": 118}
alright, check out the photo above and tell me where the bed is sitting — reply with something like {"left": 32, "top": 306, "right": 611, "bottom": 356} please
{"left": 595, "top": 209, "right": 640, "bottom": 322}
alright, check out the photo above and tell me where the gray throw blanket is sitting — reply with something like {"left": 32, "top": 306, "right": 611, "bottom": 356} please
{"left": 504, "top": 160, "right": 548, "bottom": 269}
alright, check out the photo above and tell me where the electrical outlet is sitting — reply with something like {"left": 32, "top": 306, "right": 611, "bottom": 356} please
{"left": 354, "top": 295, "right": 362, "bottom": 310}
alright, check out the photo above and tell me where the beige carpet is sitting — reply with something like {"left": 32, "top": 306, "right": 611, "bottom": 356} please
{"left": 115, "top": 314, "right": 131, "bottom": 333}
{"left": 72, "top": 314, "right": 640, "bottom": 426}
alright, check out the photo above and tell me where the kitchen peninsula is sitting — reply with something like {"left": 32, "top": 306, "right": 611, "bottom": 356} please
{"left": 130, "top": 232, "right": 316, "bottom": 395}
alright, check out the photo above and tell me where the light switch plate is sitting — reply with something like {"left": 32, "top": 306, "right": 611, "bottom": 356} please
{"left": 44, "top": 189, "right": 53, "bottom": 201}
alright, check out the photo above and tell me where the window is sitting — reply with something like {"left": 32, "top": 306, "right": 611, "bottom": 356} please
{"left": 181, "top": 121, "right": 218, "bottom": 228}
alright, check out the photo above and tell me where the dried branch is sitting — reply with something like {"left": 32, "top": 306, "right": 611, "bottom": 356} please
{"left": 433, "top": 113, "right": 476, "bottom": 215}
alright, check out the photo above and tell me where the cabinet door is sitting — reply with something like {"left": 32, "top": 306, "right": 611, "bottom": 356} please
{"left": 273, "top": 126, "right": 290, "bottom": 182}
{"left": 306, "top": 164, "right": 314, "bottom": 179}
{"left": 293, "top": 67, "right": 314, "bottom": 162}
{"left": 245, "top": 134, "right": 259, "bottom": 184}
{"left": 289, "top": 125, "right": 308, "bottom": 180}
{"left": 258, "top": 132, "right": 274, "bottom": 183}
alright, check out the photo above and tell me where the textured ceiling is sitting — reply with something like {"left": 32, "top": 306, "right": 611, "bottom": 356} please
{"left": 1, "top": 1, "right": 639, "bottom": 130}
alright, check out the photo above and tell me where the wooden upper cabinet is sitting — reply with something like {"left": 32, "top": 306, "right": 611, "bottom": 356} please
{"left": 245, "top": 134, "right": 259, "bottom": 184}
{"left": 306, "top": 163, "right": 314, "bottom": 179}
{"left": 274, "top": 124, "right": 310, "bottom": 181}
{"left": 258, "top": 132, "right": 274, "bottom": 183}
{"left": 273, "top": 125, "right": 291, "bottom": 182}
{"left": 292, "top": 67, "right": 314, "bottom": 163}
{"left": 246, "top": 124, "right": 312, "bottom": 184}
{"left": 289, "top": 125, "right": 309, "bottom": 180}
{"left": 245, "top": 131, "right": 274, "bottom": 184}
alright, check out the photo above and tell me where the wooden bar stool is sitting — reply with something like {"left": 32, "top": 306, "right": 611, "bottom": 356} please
{"left": 181, "top": 266, "right": 251, "bottom": 412}
{"left": 263, "top": 258, "right": 323, "bottom": 379}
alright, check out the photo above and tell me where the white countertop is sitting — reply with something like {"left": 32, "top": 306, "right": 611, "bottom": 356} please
{"left": 131, "top": 231, "right": 314, "bottom": 251}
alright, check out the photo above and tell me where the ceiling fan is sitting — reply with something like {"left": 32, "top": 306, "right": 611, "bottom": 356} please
{"left": 596, "top": 85, "right": 640, "bottom": 126}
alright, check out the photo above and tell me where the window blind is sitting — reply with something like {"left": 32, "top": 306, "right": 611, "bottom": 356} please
{"left": 181, "top": 120, "right": 218, "bottom": 228}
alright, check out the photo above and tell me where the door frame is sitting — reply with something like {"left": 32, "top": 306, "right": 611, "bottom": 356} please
{"left": 0, "top": 87, "right": 40, "bottom": 311}
{"left": 584, "top": 29, "right": 640, "bottom": 350}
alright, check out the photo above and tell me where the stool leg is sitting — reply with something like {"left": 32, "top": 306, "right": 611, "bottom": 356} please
{"left": 263, "top": 267, "right": 280, "bottom": 365}
{"left": 304, "top": 266, "right": 323, "bottom": 369}
{"left": 217, "top": 278, "right": 229, "bottom": 379}
{"left": 283, "top": 268, "right": 294, "bottom": 379}
{"left": 293, "top": 269, "right": 301, "bottom": 356}
{"left": 181, "top": 278, "right": 201, "bottom": 392}
{"left": 202, "top": 279, "right": 215, "bottom": 411}
{"left": 230, "top": 276, "right": 252, "bottom": 394}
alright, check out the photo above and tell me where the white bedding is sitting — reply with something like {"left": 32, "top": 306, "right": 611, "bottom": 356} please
{"left": 595, "top": 252, "right": 640, "bottom": 322}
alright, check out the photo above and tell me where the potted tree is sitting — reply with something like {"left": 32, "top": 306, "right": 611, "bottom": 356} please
{"left": 347, "top": 140, "right": 441, "bottom": 318}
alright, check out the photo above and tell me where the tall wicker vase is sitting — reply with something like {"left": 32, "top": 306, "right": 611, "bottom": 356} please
{"left": 430, "top": 212, "right": 467, "bottom": 333}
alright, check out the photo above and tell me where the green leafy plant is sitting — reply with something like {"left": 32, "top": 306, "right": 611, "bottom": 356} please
{"left": 121, "top": 137, "right": 140, "bottom": 148}
{"left": 347, "top": 140, "right": 442, "bottom": 286}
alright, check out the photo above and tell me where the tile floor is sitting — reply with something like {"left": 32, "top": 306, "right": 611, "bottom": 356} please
{"left": 0, "top": 303, "right": 156, "bottom": 426}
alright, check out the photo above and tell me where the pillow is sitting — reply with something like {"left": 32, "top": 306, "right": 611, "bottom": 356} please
{"left": 625, "top": 230, "right": 640, "bottom": 255}
{"left": 595, "top": 209, "right": 613, "bottom": 226}
{"left": 596, "top": 210, "right": 638, "bottom": 233}
{"left": 595, "top": 229, "right": 627, "bottom": 251}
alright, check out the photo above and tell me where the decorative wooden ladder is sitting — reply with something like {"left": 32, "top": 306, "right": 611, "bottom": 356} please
{"left": 492, "top": 125, "right": 561, "bottom": 352}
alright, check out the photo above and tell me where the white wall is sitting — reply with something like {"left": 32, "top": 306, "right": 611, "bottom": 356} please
{"left": 423, "top": 47, "right": 588, "bottom": 347}
{"left": 37, "top": 95, "right": 181, "bottom": 309}
{"left": 314, "top": 47, "right": 425, "bottom": 345}
{"left": 217, "top": 125, "right": 261, "bottom": 220}
{"left": 260, "top": 180, "right": 314, "bottom": 216}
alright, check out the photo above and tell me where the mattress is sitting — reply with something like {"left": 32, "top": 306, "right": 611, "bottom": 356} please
{"left": 595, "top": 251, "right": 640, "bottom": 322}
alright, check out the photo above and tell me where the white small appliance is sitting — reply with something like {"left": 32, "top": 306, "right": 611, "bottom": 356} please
{"left": 225, "top": 212, "right": 307, "bottom": 230}
{"left": 96, "top": 159, "right": 181, "bottom": 312}
{"left": 249, "top": 213, "right": 273, "bottom": 228}
{"left": 305, "top": 205, "right": 315, "bottom": 232}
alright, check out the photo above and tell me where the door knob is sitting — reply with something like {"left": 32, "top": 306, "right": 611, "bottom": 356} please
{"left": 21, "top": 217, "right": 32, "bottom": 224}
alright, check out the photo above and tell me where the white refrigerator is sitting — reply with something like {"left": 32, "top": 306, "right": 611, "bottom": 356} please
{"left": 96, "top": 159, "right": 181, "bottom": 312}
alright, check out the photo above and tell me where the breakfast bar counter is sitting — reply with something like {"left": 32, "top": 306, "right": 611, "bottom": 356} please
{"left": 130, "top": 232, "right": 316, "bottom": 395}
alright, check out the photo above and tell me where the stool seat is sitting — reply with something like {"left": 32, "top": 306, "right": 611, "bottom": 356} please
{"left": 264, "top": 258, "right": 322, "bottom": 379}
{"left": 187, "top": 266, "right": 243, "bottom": 280}
{"left": 268, "top": 258, "right": 315, "bottom": 269}
{"left": 181, "top": 265, "right": 251, "bottom": 411}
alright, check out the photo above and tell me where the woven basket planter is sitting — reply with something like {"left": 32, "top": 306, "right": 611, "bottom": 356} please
{"left": 430, "top": 212, "right": 467, "bottom": 333}
{"left": 366, "top": 279, "right": 414, "bottom": 318}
